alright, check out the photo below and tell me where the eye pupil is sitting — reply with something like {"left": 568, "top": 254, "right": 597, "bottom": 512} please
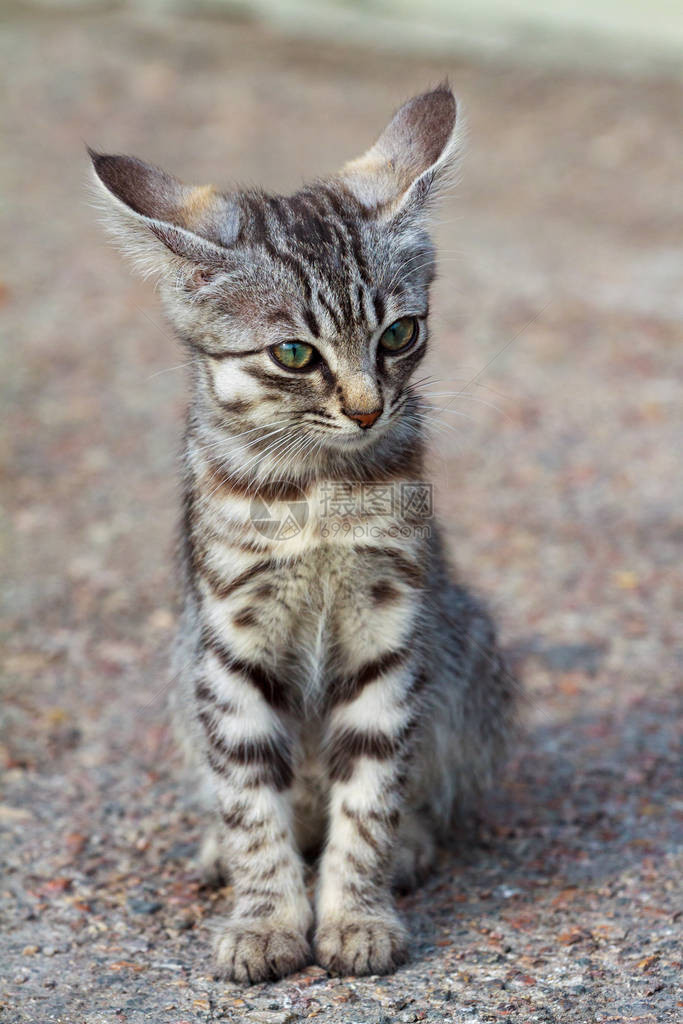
{"left": 379, "top": 316, "right": 418, "bottom": 353}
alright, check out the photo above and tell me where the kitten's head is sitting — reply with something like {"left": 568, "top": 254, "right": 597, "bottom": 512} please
{"left": 90, "top": 85, "right": 460, "bottom": 475}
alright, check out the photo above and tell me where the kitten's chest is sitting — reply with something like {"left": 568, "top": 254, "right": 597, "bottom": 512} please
{"left": 243, "top": 541, "right": 417, "bottom": 697}
{"left": 196, "top": 482, "right": 426, "bottom": 681}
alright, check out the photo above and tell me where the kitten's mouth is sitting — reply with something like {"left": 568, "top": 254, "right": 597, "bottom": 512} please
{"left": 314, "top": 421, "right": 389, "bottom": 452}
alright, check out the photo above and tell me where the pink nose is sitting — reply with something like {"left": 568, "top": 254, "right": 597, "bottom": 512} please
{"left": 344, "top": 408, "right": 382, "bottom": 429}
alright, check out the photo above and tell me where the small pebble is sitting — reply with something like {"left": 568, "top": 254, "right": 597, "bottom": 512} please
{"left": 247, "top": 1011, "right": 301, "bottom": 1024}
{"left": 127, "top": 897, "right": 162, "bottom": 915}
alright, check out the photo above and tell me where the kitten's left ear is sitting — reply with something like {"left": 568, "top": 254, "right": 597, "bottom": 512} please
{"left": 88, "top": 149, "right": 239, "bottom": 277}
{"left": 339, "top": 83, "right": 461, "bottom": 217}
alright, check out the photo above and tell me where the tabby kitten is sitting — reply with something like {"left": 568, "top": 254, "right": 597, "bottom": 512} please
{"left": 91, "top": 84, "right": 515, "bottom": 983}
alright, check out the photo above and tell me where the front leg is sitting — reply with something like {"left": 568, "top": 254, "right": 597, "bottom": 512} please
{"left": 196, "top": 627, "right": 312, "bottom": 983}
{"left": 315, "top": 651, "right": 420, "bottom": 975}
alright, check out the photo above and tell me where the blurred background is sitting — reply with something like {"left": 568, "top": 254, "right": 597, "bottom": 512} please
{"left": 1, "top": 2, "right": 681, "bottom": 1022}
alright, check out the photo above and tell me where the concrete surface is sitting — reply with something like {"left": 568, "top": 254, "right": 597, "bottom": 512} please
{"left": 1, "top": 6, "right": 681, "bottom": 1023}
{"left": 206, "top": 0, "right": 683, "bottom": 76}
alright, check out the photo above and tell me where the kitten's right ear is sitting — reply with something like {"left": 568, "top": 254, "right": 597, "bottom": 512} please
{"left": 88, "top": 149, "right": 239, "bottom": 277}
{"left": 339, "top": 84, "right": 461, "bottom": 218}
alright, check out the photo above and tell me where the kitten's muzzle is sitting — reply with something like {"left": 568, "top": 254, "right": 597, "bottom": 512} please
{"left": 343, "top": 407, "right": 383, "bottom": 429}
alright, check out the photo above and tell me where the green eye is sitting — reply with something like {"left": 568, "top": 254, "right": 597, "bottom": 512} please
{"left": 379, "top": 316, "right": 418, "bottom": 353}
{"left": 270, "top": 340, "right": 318, "bottom": 371}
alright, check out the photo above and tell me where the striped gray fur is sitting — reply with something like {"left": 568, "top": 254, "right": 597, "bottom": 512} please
{"left": 90, "top": 84, "right": 517, "bottom": 983}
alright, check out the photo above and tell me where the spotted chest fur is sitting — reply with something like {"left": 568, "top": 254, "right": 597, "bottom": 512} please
{"left": 91, "top": 83, "right": 517, "bottom": 984}
{"left": 190, "top": 490, "right": 428, "bottom": 703}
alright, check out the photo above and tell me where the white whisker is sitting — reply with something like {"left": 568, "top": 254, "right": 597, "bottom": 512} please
{"left": 146, "top": 358, "right": 202, "bottom": 381}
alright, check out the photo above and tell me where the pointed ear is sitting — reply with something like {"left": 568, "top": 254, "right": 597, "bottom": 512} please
{"left": 88, "top": 149, "right": 240, "bottom": 277}
{"left": 339, "top": 84, "right": 460, "bottom": 217}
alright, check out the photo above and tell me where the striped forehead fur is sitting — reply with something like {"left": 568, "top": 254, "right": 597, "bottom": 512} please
{"left": 195, "top": 183, "right": 436, "bottom": 340}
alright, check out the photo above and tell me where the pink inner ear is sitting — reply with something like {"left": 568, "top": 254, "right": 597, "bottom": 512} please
{"left": 189, "top": 266, "right": 215, "bottom": 289}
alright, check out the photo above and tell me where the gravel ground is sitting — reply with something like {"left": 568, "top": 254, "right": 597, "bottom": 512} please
{"left": 1, "top": 7, "right": 681, "bottom": 1023}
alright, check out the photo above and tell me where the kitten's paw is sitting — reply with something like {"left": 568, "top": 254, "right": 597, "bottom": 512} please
{"left": 392, "top": 818, "right": 436, "bottom": 892}
{"left": 315, "top": 913, "right": 408, "bottom": 977}
{"left": 214, "top": 922, "right": 311, "bottom": 983}
{"left": 198, "top": 828, "right": 228, "bottom": 888}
